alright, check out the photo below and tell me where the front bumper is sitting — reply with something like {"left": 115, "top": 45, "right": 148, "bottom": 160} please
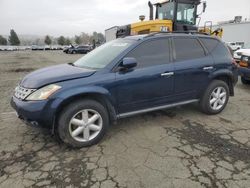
{"left": 239, "top": 67, "right": 250, "bottom": 80}
{"left": 11, "top": 96, "right": 57, "bottom": 128}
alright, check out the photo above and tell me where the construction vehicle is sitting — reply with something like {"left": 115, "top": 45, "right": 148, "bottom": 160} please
{"left": 105, "top": 0, "right": 223, "bottom": 41}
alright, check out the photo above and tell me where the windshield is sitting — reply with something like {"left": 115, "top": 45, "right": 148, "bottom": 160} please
{"left": 176, "top": 3, "right": 196, "bottom": 25}
{"left": 243, "top": 43, "right": 250, "bottom": 49}
{"left": 74, "top": 39, "right": 135, "bottom": 69}
{"left": 158, "top": 2, "right": 174, "bottom": 20}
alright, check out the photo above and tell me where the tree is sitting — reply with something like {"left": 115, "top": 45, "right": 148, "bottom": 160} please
{"left": 57, "top": 36, "right": 65, "bottom": 45}
{"left": 75, "top": 35, "right": 82, "bottom": 45}
{"left": 44, "top": 35, "right": 52, "bottom": 45}
{"left": 80, "top": 32, "right": 90, "bottom": 44}
{"left": 90, "top": 32, "right": 105, "bottom": 44}
{"left": 0, "top": 35, "right": 7, "bottom": 45}
{"left": 65, "top": 38, "right": 71, "bottom": 45}
{"left": 97, "top": 33, "right": 105, "bottom": 43}
{"left": 8, "top": 29, "right": 20, "bottom": 45}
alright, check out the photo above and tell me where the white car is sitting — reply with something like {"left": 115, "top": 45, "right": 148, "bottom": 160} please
{"left": 234, "top": 43, "right": 250, "bottom": 62}
{"left": 227, "top": 42, "right": 241, "bottom": 51}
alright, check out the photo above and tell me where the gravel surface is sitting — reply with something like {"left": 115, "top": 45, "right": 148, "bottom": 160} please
{"left": 0, "top": 51, "right": 250, "bottom": 188}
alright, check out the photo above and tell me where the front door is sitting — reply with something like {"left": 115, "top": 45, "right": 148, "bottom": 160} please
{"left": 115, "top": 38, "right": 174, "bottom": 114}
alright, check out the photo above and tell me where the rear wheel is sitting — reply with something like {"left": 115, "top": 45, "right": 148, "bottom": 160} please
{"left": 57, "top": 99, "right": 109, "bottom": 147}
{"left": 241, "top": 76, "right": 250, "bottom": 85}
{"left": 200, "top": 80, "right": 229, "bottom": 115}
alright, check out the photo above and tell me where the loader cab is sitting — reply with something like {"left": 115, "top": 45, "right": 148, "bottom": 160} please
{"left": 155, "top": 0, "right": 202, "bottom": 31}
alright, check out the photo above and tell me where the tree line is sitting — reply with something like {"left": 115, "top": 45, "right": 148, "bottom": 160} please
{"left": 0, "top": 29, "right": 20, "bottom": 45}
{"left": 0, "top": 29, "right": 105, "bottom": 46}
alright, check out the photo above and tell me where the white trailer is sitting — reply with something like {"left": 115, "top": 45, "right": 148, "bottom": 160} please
{"left": 105, "top": 26, "right": 118, "bottom": 42}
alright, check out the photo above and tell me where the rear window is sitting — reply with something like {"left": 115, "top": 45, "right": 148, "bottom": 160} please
{"left": 173, "top": 38, "right": 205, "bottom": 61}
{"left": 200, "top": 38, "right": 232, "bottom": 58}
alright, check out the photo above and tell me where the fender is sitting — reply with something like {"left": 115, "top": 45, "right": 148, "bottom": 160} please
{"left": 209, "top": 68, "right": 236, "bottom": 96}
{"left": 49, "top": 86, "right": 118, "bottom": 134}
{"left": 57, "top": 86, "right": 114, "bottom": 102}
{"left": 209, "top": 69, "right": 234, "bottom": 81}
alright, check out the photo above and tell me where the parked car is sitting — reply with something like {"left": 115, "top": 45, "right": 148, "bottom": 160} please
{"left": 11, "top": 33, "right": 238, "bottom": 147}
{"left": 31, "top": 45, "right": 45, "bottom": 51}
{"left": 68, "top": 45, "right": 91, "bottom": 54}
{"left": 238, "top": 51, "right": 250, "bottom": 84}
{"left": 234, "top": 43, "right": 250, "bottom": 63}
{"left": 44, "top": 45, "right": 51, "bottom": 50}
{"left": 63, "top": 45, "right": 74, "bottom": 54}
{"left": 226, "top": 42, "right": 241, "bottom": 51}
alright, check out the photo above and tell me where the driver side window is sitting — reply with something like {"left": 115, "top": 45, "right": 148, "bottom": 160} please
{"left": 125, "top": 38, "right": 170, "bottom": 69}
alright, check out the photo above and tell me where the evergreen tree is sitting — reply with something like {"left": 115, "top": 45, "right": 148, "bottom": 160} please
{"left": 65, "top": 38, "right": 71, "bottom": 45}
{"left": 8, "top": 29, "right": 20, "bottom": 45}
{"left": 0, "top": 35, "right": 7, "bottom": 45}
{"left": 44, "top": 35, "right": 52, "bottom": 45}
{"left": 57, "top": 36, "right": 65, "bottom": 45}
{"left": 75, "top": 35, "right": 82, "bottom": 45}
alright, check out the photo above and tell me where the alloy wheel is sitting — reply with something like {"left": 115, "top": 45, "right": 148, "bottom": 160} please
{"left": 69, "top": 109, "right": 103, "bottom": 142}
{"left": 209, "top": 87, "right": 227, "bottom": 111}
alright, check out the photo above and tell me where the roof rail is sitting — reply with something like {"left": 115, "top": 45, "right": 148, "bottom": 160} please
{"left": 145, "top": 31, "right": 209, "bottom": 38}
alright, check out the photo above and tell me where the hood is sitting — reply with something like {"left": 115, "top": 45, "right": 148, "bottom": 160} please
{"left": 20, "top": 64, "right": 96, "bottom": 88}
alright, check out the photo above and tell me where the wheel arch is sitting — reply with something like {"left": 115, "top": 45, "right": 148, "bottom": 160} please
{"left": 52, "top": 90, "right": 117, "bottom": 134}
{"left": 209, "top": 70, "right": 235, "bottom": 96}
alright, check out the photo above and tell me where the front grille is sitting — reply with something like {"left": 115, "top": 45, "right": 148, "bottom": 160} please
{"left": 14, "top": 85, "right": 36, "bottom": 100}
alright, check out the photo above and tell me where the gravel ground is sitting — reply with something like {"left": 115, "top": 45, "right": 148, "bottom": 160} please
{"left": 0, "top": 51, "right": 250, "bottom": 188}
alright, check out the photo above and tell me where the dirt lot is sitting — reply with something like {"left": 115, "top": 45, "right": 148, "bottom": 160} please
{"left": 0, "top": 51, "right": 250, "bottom": 188}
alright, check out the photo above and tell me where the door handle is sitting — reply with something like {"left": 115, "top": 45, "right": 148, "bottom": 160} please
{"left": 161, "top": 72, "right": 174, "bottom": 77}
{"left": 203, "top": 66, "right": 214, "bottom": 70}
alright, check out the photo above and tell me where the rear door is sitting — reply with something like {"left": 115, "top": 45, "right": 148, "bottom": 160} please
{"left": 172, "top": 36, "right": 214, "bottom": 100}
{"left": 115, "top": 38, "right": 174, "bottom": 114}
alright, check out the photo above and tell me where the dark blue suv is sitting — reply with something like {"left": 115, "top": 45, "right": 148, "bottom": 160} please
{"left": 11, "top": 33, "right": 238, "bottom": 147}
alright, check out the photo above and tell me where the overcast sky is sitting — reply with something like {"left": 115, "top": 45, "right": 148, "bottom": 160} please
{"left": 0, "top": 0, "right": 250, "bottom": 37}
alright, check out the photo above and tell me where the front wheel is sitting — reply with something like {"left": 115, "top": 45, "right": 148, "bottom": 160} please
{"left": 200, "top": 80, "right": 229, "bottom": 115}
{"left": 57, "top": 99, "right": 109, "bottom": 147}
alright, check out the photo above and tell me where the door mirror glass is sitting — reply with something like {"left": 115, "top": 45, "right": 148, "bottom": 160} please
{"left": 121, "top": 57, "right": 137, "bottom": 69}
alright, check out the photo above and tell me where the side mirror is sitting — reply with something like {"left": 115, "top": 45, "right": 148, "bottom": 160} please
{"left": 120, "top": 57, "right": 137, "bottom": 69}
{"left": 202, "top": 1, "right": 207, "bottom": 13}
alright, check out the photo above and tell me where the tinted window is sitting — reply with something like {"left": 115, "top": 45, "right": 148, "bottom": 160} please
{"left": 200, "top": 38, "right": 231, "bottom": 58}
{"left": 200, "top": 38, "right": 219, "bottom": 53}
{"left": 173, "top": 38, "right": 205, "bottom": 61}
{"left": 126, "top": 39, "right": 170, "bottom": 68}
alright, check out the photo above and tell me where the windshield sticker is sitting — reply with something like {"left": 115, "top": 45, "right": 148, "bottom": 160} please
{"left": 112, "top": 43, "right": 128, "bottom": 47}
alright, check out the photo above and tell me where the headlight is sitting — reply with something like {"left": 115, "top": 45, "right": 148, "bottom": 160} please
{"left": 26, "top": 84, "right": 61, "bottom": 101}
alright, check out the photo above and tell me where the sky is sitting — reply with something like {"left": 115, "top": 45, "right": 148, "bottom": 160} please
{"left": 0, "top": 0, "right": 250, "bottom": 37}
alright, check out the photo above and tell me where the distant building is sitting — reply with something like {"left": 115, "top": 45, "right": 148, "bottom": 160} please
{"left": 212, "top": 18, "right": 250, "bottom": 46}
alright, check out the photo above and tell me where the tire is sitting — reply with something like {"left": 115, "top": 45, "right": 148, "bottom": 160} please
{"left": 57, "top": 99, "right": 109, "bottom": 147}
{"left": 200, "top": 80, "right": 229, "bottom": 115}
{"left": 241, "top": 77, "right": 250, "bottom": 85}
{"left": 72, "top": 51, "right": 76, "bottom": 54}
